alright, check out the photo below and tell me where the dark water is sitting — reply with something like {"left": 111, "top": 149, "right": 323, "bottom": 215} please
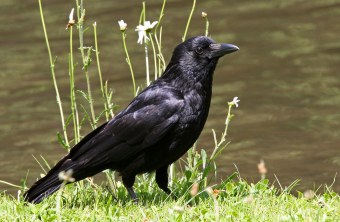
{"left": 0, "top": 0, "right": 339, "bottom": 194}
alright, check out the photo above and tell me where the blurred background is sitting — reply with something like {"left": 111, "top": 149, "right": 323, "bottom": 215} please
{"left": 0, "top": 0, "right": 339, "bottom": 193}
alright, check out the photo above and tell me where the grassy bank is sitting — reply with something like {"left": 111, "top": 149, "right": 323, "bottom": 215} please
{"left": 1, "top": 178, "right": 339, "bottom": 221}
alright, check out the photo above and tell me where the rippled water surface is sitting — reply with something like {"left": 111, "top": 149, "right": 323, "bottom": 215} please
{"left": 0, "top": 0, "right": 339, "bottom": 193}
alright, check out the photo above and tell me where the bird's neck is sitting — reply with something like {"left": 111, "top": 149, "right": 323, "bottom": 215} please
{"left": 162, "top": 61, "right": 217, "bottom": 95}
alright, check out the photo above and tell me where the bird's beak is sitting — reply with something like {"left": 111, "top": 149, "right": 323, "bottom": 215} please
{"left": 209, "top": 43, "right": 239, "bottom": 58}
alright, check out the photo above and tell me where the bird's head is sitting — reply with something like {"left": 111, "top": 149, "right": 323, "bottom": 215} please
{"left": 169, "top": 36, "right": 239, "bottom": 74}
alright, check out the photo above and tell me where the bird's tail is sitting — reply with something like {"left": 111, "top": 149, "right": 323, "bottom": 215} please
{"left": 24, "top": 122, "right": 109, "bottom": 204}
{"left": 24, "top": 157, "right": 75, "bottom": 204}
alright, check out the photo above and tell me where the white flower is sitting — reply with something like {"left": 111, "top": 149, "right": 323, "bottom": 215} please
{"left": 135, "top": 21, "right": 158, "bottom": 44}
{"left": 58, "top": 169, "right": 75, "bottom": 183}
{"left": 173, "top": 205, "right": 185, "bottom": 213}
{"left": 230, "top": 96, "right": 240, "bottom": 107}
{"left": 69, "top": 8, "right": 75, "bottom": 22}
{"left": 66, "top": 8, "right": 75, "bottom": 29}
{"left": 118, "top": 20, "right": 127, "bottom": 31}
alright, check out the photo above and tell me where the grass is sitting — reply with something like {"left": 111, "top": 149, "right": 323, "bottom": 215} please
{"left": 0, "top": 0, "right": 339, "bottom": 221}
{"left": 0, "top": 178, "right": 339, "bottom": 221}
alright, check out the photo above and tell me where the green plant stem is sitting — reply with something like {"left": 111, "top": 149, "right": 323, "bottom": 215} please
{"left": 144, "top": 43, "right": 150, "bottom": 86}
{"left": 84, "top": 63, "right": 96, "bottom": 127}
{"left": 169, "top": 162, "right": 175, "bottom": 186}
{"left": 76, "top": 0, "right": 96, "bottom": 128}
{"left": 38, "top": 0, "right": 69, "bottom": 148}
{"left": 56, "top": 181, "right": 67, "bottom": 222}
{"left": 154, "top": 0, "right": 166, "bottom": 76}
{"left": 139, "top": 2, "right": 150, "bottom": 86}
{"left": 204, "top": 16, "right": 209, "bottom": 37}
{"left": 76, "top": 0, "right": 85, "bottom": 61}
{"left": 154, "top": 34, "right": 162, "bottom": 76}
{"left": 182, "top": 0, "right": 196, "bottom": 42}
{"left": 139, "top": 2, "right": 146, "bottom": 24}
{"left": 214, "top": 104, "right": 233, "bottom": 152}
{"left": 69, "top": 26, "right": 80, "bottom": 144}
{"left": 149, "top": 33, "right": 158, "bottom": 80}
{"left": 142, "top": 2, "right": 146, "bottom": 23}
{"left": 154, "top": 27, "right": 166, "bottom": 76}
{"left": 221, "top": 104, "right": 233, "bottom": 145}
{"left": 105, "top": 170, "right": 116, "bottom": 195}
{"left": 93, "top": 23, "right": 114, "bottom": 119}
{"left": 121, "top": 31, "right": 137, "bottom": 96}
{"left": 203, "top": 103, "right": 234, "bottom": 187}
{"left": 104, "top": 81, "right": 114, "bottom": 114}
{"left": 155, "top": 0, "right": 166, "bottom": 32}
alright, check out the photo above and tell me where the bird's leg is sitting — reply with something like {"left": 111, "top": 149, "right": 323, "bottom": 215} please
{"left": 126, "top": 187, "right": 138, "bottom": 204}
{"left": 156, "top": 166, "right": 177, "bottom": 199}
{"left": 122, "top": 175, "right": 138, "bottom": 203}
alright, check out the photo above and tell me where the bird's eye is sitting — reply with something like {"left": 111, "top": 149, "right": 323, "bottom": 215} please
{"left": 195, "top": 47, "right": 203, "bottom": 55}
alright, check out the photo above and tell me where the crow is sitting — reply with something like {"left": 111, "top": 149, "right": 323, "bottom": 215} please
{"left": 24, "top": 36, "right": 239, "bottom": 203}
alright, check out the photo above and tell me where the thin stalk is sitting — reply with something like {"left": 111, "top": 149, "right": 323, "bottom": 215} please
{"left": 153, "top": 29, "right": 162, "bottom": 76}
{"left": 56, "top": 181, "right": 67, "bottom": 222}
{"left": 76, "top": 0, "right": 85, "bottom": 60}
{"left": 149, "top": 33, "right": 158, "bottom": 80}
{"left": 144, "top": 43, "right": 150, "bottom": 86}
{"left": 153, "top": 0, "right": 166, "bottom": 77}
{"left": 121, "top": 31, "right": 137, "bottom": 96}
{"left": 84, "top": 55, "right": 96, "bottom": 127}
{"left": 149, "top": 0, "right": 166, "bottom": 79}
{"left": 211, "top": 103, "right": 234, "bottom": 160}
{"left": 169, "top": 164, "right": 175, "bottom": 186}
{"left": 138, "top": 1, "right": 146, "bottom": 24}
{"left": 105, "top": 171, "right": 116, "bottom": 196}
{"left": 69, "top": 26, "right": 80, "bottom": 144}
{"left": 38, "top": 0, "right": 69, "bottom": 147}
{"left": 155, "top": 0, "right": 166, "bottom": 33}
{"left": 104, "top": 81, "right": 114, "bottom": 118}
{"left": 154, "top": 26, "right": 166, "bottom": 76}
{"left": 140, "top": 2, "right": 150, "bottom": 86}
{"left": 76, "top": 0, "right": 96, "bottom": 128}
{"left": 182, "top": 0, "right": 196, "bottom": 42}
{"left": 142, "top": 2, "right": 146, "bottom": 23}
{"left": 56, "top": 170, "right": 74, "bottom": 221}
{"left": 154, "top": 34, "right": 162, "bottom": 76}
{"left": 204, "top": 15, "right": 209, "bottom": 36}
{"left": 93, "top": 23, "right": 114, "bottom": 119}
{"left": 224, "top": 105, "right": 233, "bottom": 135}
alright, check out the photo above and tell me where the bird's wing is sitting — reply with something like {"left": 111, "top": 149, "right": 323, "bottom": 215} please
{"left": 68, "top": 85, "right": 184, "bottom": 164}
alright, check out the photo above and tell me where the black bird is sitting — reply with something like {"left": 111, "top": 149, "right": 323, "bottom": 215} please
{"left": 24, "top": 36, "right": 239, "bottom": 203}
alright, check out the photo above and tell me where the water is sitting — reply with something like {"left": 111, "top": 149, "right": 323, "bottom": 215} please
{"left": 0, "top": 0, "right": 339, "bottom": 194}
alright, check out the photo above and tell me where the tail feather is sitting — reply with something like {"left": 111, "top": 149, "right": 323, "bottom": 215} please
{"left": 24, "top": 171, "right": 62, "bottom": 203}
{"left": 24, "top": 122, "right": 109, "bottom": 203}
{"left": 26, "top": 184, "right": 62, "bottom": 204}
{"left": 24, "top": 157, "right": 75, "bottom": 203}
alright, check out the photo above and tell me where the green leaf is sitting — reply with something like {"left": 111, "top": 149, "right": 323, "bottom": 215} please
{"left": 185, "top": 170, "right": 192, "bottom": 181}
{"left": 77, "top": 90, "right": 89, "bottom": 102}
{"left": 201, "top": 149, "right": 207, "bottom": 169}
{"left": 57, "top": 132, "right": 69, "bottom": 150}
{"left": 65, "top": 113, "right": 73, "bottom": 128}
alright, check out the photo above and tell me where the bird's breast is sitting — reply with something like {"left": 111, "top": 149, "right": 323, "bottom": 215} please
{"left": 177, "top": 87, "right": 211, "bottom": 139}
{"left": 182, "top": 82, "right": 211, "bottom": 116}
